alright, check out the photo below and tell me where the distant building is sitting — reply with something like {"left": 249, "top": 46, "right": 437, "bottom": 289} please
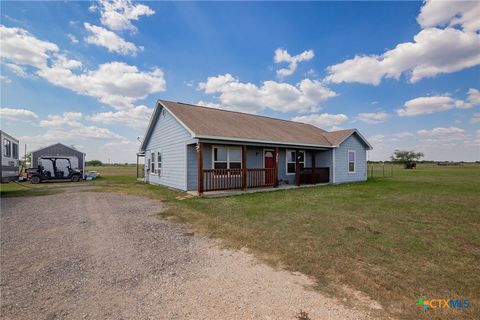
{"left": 30, "top": 143, "right": 86, "bottom": 179}
{"left": 1, "top": 130, "right": 20, "bottom": 182}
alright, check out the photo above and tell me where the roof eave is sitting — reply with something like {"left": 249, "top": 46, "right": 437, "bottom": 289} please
{"left": 140, "top": 100, "right": 196, "bottom": 152}
{"left": 333, "top": 129, "right": 373, "bottom": 150}
{"left": 195, "top": 134, "right": 333, "bottom": 149}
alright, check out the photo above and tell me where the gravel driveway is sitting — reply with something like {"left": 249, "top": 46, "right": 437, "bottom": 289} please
{"left": 1, "top": 191, "right": 375, "bottom": 319}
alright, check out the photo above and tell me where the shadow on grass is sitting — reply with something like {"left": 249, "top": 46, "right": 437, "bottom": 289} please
{"left": 0, "top": 182, "right": 63, "bottom": 197}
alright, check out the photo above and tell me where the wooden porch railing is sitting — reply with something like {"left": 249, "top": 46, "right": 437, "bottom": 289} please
{"left": 299, "top": 167, "right": 330, "bottom": 184}
{"left": 203, "top": 168, "right": 242, "bottom": 191}
{"left": 203, "top": 167, "right": 328, "bottom": 192}
{"left": 247, "top": 168, "right": 276, "bottom": 188}
{"left": 203, "top": 168, "right": 276, "bottom": 192}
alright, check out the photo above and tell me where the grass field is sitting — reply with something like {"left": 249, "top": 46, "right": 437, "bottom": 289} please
{"left": 2, "top": 163, "right": 479, "bottom": 319}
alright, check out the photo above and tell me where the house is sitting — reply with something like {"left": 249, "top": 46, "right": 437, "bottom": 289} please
{"left": 30, "top": 143, "right": 86, "bottom": 179}
{"left": 139, "top": 100, "right": 372, "bottom": 194}
{"left": 1, "top": 130, "right": 20, "bottom": 182}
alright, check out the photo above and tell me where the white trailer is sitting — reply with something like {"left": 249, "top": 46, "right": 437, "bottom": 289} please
{"left": 1, "top": 130, "right": 20, "bottom": 182}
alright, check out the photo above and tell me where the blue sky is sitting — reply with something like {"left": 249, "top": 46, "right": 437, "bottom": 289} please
{"left": 1, "top": 0, "right": 479, "bottom": 162}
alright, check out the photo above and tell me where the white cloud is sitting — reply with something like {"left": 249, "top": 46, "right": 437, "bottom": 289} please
{"left": 291, "top": 113, "right": 348, "bottom": 128}
{"left": 4, "top": 62, "right": 33, "bottom": 78}
{"left": 0, "top": 24, "right": 59, "bottom": 68}
{"left": 1, "top": 25, "right": 165, "bottom": 110}
{"left": 51, "top": 54, "right": 82, "bottom": 70}
{"left": 93, "top": 0, "right": 155, "bottom": 32}
{"left": 417, "top": 127, "right": 466, "bottom": 141}
{"left": 325, "top": 1, "right": 480, "bottom": 85}
{"left": 274, "top": 48, "right": 314, "bottom": 77}
{"left": 37, "top": 61, "right": 165, "bottom": 109}
{"left": 88, "top": 105, "right": 153, "bottom": 129}
{"left": 397, "top": 95, "right": 456, "bottom": 116}
{"left": 455, "top": 88, "right": 480, "bottom": 109}
{"left": 0, "top": 75, "right": 12, "bottom": 84}
{"left": 417, "top": 0, "right": 480, "bottom": 32}
{"left": 67, "top": 33, "right": 79, "bottom": 44}
{"left": 393, "top": 132, "right": 414, "bottom": 138}
{"left": 471, "top": 112, "right": 480, "bottom": 124}
{"left": 0, "top": 107, "right": 38, "bottom": 121}
{"left": 326, "top": 28, "right": 480, "bottom": 85}
{"left": 355, "top": 111, "right": 390, "bottom": 124}
{"left": 198, "top": 73, "right": 336, "bottom": 113}
{"left": 84, "top": 23, "right": 140, "bottom": 56}
{"left": 39, "top": 111, "right": 124, "bottom": 140}
{"left": 39, "top": 111, "right": 83, "bottom": 127}
{"left": 197, "top": 100, "right": 222, "bottom": 109}
{"left": 368, "top": 134, "right": 385, "bottom": 144}
{"left": 397, "top": 89, "right": 480, "bottom": 116}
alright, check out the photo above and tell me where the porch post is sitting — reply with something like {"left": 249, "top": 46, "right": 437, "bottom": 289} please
{"left": 274, "top": 147, "right": 279, "bottom": 187}
{"left": 295, "top": 148, "right": 300, "bottom": 186}
{"left": 197, "top": 142, "right": 203, "bottom": 195}
{"left": 136, "top": 154, "right": 139, "bottom": 179}
{"left": 242, "top": 145, "right": 247, "bottom": 190}
{"left": 311, "top": 151, "right": 316, "bottom": 184}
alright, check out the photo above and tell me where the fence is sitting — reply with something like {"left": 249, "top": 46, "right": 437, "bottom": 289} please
{"left": 203, "top": 168, "right": 276, "bottom": 192}
{"left": 367, "top": 162, "right": 394, "bottom": 179}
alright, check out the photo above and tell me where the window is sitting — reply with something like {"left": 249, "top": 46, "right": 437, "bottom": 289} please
{"left": 12, "top": 143, "right": 18, "bottom": 159}
{"left": 157, "top": 151, "right": 162, "bottom": 176}
{"left": 213, "top": 146, "right": 242, "bottom": 169}
{"left": 348, "top": 150, "right": 356, "bottom": 173}
{"left": 3, "top": 139, "right": 11, "bottom": 157}
{"left": 150, "top": 152, "right": 155, "bottom": 173}
{"left": 286, "top": 150, "right": 305, "bottom": 174}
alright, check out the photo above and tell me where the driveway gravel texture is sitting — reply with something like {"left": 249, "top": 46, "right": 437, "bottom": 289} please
{"left": 1, "top": 191, "right": 377, "bottom": 319}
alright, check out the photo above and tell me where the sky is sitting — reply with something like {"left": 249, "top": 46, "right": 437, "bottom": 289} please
{"left": 1, "top": 0, "right": 479, "bottom": 163}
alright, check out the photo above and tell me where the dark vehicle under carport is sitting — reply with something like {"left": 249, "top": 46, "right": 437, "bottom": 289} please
{"left": 26, "top": 156, "right": 82, "bottom": 183}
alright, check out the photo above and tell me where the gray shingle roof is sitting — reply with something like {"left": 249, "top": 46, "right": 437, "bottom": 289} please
{"left": 141, "top": 100, "right": 372, "bottom": 150}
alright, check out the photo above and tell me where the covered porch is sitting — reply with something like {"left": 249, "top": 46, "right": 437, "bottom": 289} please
{"left": 191, "top": 142, "right": 332, "bottom": 195}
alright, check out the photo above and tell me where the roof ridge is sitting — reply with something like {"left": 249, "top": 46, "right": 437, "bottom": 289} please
{"left": 159, "top": 99, "right": 327, "bottom": 131}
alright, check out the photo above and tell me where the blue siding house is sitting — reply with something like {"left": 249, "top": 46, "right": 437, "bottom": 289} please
{"left": 140, "top": 100, "right": 372, "bottom": 194}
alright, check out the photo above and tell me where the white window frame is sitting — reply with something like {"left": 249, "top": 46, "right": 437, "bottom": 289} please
{"left": 348, "top": 150, "right": 356, "bottom": 174}
{"left": 150, "top": 152, "right": 155, "bottom": 173}
{"left": 212, "top": 145, "right": 242, "bottom": 170}
{"left": 286, "top": 149, "right": 305, "bottom": 175}
{"left": 12, "top": 143, "right": 18, "bottom": 159}
{"left": 3, "top": 139, "right": 11, "bottom": 157}
{"left": 157, "top": 150, "right": 162, "bottom": 176}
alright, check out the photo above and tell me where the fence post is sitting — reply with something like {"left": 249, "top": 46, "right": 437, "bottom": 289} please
{"left": 242, "top": 145, "right": 247, "bottom": 190}
{"left": 274, "top": 147, "right": 279, "bottom": 187}
{"left": 391, "top": 164, "right": 393, "bottom": 177}
{"left": 383, "top": 162, "right": 385, "bottom": 177}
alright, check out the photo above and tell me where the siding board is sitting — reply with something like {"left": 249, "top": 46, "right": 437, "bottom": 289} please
{"left": 334, "top": 133, "right": 367, "bottom": 183}
{"left": 144, "top": 108, "right": 191, "bottom": 190}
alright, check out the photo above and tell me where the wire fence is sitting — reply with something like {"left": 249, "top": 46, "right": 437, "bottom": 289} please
{"left": 367, "top": 162, "right": 394, "bottom": 179}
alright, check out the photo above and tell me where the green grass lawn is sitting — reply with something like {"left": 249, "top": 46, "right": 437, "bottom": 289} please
{"left": 2, "top": 164, "right": 479, "bottom": 319}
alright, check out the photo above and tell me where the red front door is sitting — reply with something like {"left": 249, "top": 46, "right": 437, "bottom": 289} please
{"left": 264, "top": 150, "right": 275, "bottom": 184}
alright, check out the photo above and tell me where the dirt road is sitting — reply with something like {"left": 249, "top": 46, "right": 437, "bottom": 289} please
{"left": 1, "top": 192, "right": 375, "bottom": 319}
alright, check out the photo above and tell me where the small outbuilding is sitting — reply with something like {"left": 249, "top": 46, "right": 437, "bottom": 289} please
{"left": 30, "top": 143, "right": 86, "bottom": 178}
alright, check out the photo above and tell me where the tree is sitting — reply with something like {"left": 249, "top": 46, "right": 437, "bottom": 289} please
{"left": 86, "top": 160, "right": 103, "bottom": 166}
{"left": 391, "top": 150, "right": 424, "bottom": 169}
